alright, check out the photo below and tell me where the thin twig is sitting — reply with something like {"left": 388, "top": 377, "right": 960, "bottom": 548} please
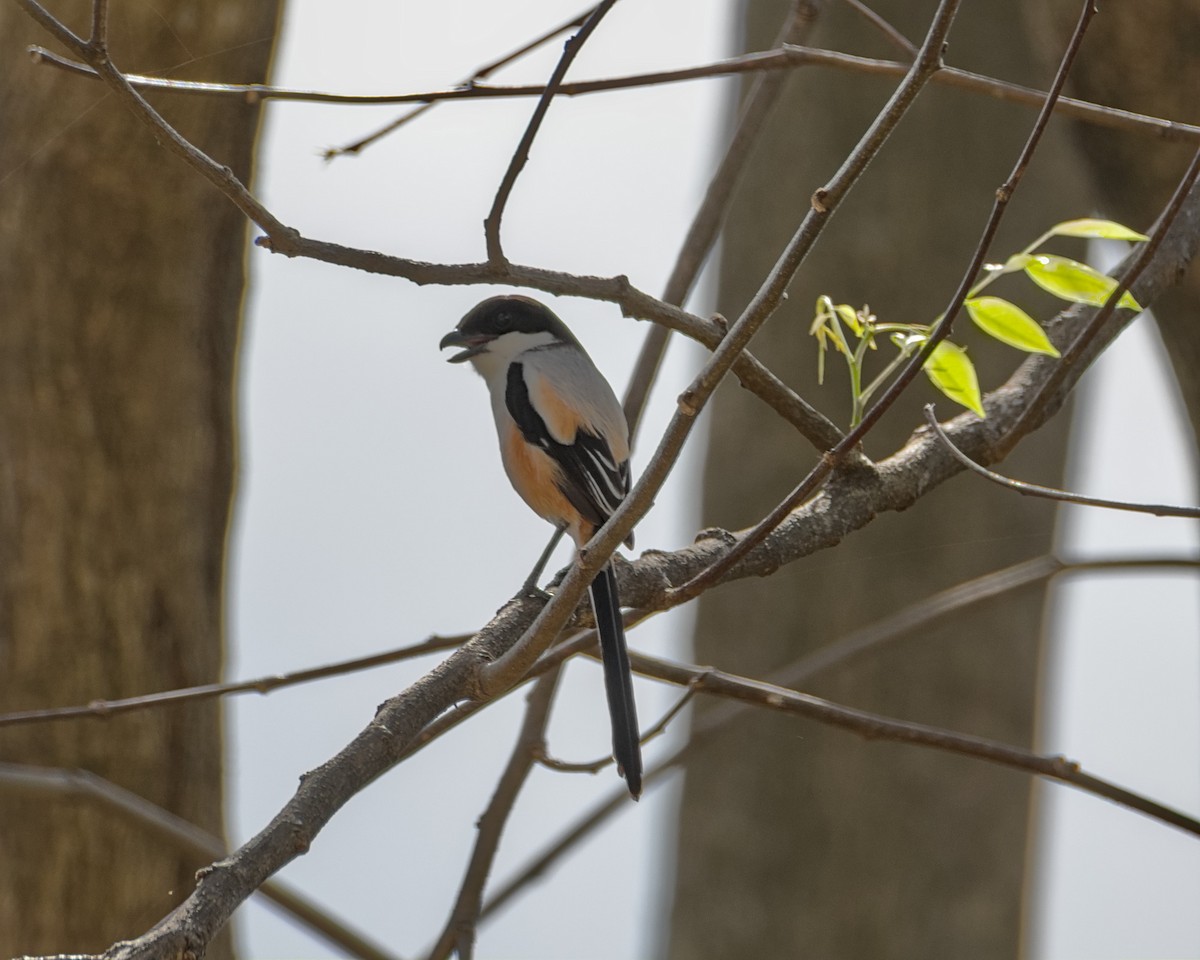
{"left": 634, "top": 651, "right": 1200, "bottom": 836}
{"left": 668, "top": 0, "right": 1095, "bottom": 604}
{"left": 484, "top": 0, "right": 618, "bottom": 264}
{"left": 31, "top": 44, "right": 1200, "bottom": 150}
{"left": 0, "top": 634, "right": 467, "bottom": 729}
{"left": 841, "top": 0, "right": 916, "bottom": 57}
{"left": 426, "top": 670, "right": 562, "bottom": 960}
{"left": 88, "top": 0, "right": 108, "bottom": 51}
{"left": 0, "top": 763, "right": 402, "bottom": 960}
{"left": 326, "top": 4, "right": 599, "bottom": 159}
{"left": 625, "top": 0, "right": 856, "bottom": 459}
{"left": 924, "top": 405, "right": 1200, "bottom": 517}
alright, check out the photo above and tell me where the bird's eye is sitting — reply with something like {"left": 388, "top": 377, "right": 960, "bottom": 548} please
{"left": 493, "top": 311, "right": 513, "bottom": 332}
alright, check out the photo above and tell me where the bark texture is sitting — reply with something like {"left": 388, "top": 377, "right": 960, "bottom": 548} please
{"left": 667, "top": 1, "right": 1087, "bottom": 956}
{"left": 0, "top": 4, "right": 282, "bottom": 955}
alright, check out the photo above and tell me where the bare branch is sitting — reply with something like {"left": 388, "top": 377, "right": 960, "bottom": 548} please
{"left": 924, "top": 404, "right": 1200, "bottom": 517}
{"left": 16, "top": 0, "right": 293, "bottom": 240}
{"left": 30, "top": 44, "right": 1200, "bottom": 149}
{"left": 484, "top": 0, "right": 618, "bottom": 264}
{"left": 482, "top": 553, "right": 1200, "bottom": 918}
{"left": 88, "top": 0, "right": 108, "bottom": 52}
{"left": 538, "top": 682, "right": 698, "bottom": 774}
{"left": 0, "top": 634, "right": 467, "bottom": 729}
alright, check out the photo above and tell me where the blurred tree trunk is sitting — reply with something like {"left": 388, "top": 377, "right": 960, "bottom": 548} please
{"left": 667, "top": 2, "right": 1086, "bottom": 956}
{"left": 0, "top": 4, "right": 283, "bottom": 956}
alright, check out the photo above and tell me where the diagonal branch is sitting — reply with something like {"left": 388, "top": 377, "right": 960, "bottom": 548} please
{"left": 0, "top": 634, "right": 467, "bottom": 729}
{"left": 327, "top": 3, "right": 600, "bottom": 159}
{"left": 623, "top": 0, "right": 825, "bottom": 440}
{"left": 33, "top": 170, "right": 1200, "bottom": 959}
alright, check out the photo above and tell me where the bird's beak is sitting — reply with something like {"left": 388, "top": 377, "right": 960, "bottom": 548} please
{"left": 439, "top": 329, "right": 493, "bottom": 364}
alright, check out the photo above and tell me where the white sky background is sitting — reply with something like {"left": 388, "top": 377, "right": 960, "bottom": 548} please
{"left": 226, "top": 2, "right": 1200, "bottom": 957}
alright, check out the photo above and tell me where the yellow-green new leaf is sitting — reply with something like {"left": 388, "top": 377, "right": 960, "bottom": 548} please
{"left": 1023, "top": 254, "right": 1142, "bottom": 311}
{"left": 924, "top": 341, "right": 985, "bottom": 418}
{"left": 965, "top": 296, "right": 1060, "bottom": 356}
{"left": 1050, "top": 218, "right": 1148, "bottom": 242}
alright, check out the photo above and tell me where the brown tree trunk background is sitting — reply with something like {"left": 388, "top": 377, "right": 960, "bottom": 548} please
{"left": 667, "top": 1, "right": 1088, "bottom": 956}
{"left": 0, "top": 4, "right": 283, "bottom": 955}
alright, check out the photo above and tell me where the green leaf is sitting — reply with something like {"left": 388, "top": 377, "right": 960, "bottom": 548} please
{"left": 1050, "top": 218, "right": 1148, "bottom": 242}
{"left": 964, "top": 296, "right": 1060, "bottom": 357}
{"left": 924, "top": 341, "right": 985, "bottom": 417}
{"left": 1022, "top": 254, "right": 1142, "bottom": 311}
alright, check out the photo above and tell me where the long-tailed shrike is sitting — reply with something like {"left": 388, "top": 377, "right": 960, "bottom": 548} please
{"left": 440, "top": 295, "right": 643, "bottom": 798}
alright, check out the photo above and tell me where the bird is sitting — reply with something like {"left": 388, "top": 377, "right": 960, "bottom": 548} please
{"left": 440, "top": 295, "right": 643, "bottom": 799}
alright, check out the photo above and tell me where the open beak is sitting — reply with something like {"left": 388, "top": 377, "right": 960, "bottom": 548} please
{"left": 439, "top": 329, "right": 493, "bottom": 364}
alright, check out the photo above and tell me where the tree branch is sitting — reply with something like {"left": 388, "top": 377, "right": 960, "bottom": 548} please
{"left": 0, "top": 634, "right": 467, "bottom": 729}
{"left": 326, "top": 3, "right": 600, "bottom": 159}
{"left": 30, "top": 44, "right": 1200, "bottom": 149}
{"left": 483, "top": 0, "right": 618, "bottom": 264}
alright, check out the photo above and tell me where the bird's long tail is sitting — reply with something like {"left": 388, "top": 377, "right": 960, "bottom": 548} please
{"left": 589, "top": 563, "right": 643, "bottom": 799}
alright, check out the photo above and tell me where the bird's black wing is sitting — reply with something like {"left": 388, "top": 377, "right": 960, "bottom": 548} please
{"left": 506, "top": 360, "right": 630, "bottom": 539}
